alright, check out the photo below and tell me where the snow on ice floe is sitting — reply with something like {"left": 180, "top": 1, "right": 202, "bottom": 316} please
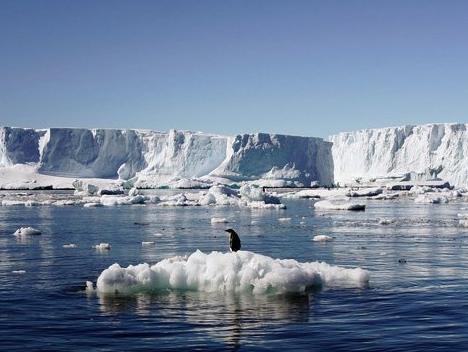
{"left": 13, "top": 227, "right": 41, "bottom": 236}
{"left": 313, "top": 198, "right": 365, "bottom": 211}
{"left": 313, "top": 235, "right": 334, "bottom": 242}
{"left": 93, "top": 250, "right": 369, "bottom": 295}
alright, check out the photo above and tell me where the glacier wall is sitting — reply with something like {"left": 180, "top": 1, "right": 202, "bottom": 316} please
{"left": 330, "top": 123, "right": 468, "bottom": 187}
{"left": 0, "top": 127, "right": 333, "bottom": 187}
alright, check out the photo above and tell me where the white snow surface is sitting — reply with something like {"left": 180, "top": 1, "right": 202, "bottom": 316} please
{"left": 330, "top": 123, "right": 468, "bottom": 187}
{"left": 0, "top": 127, "right": 333, "bottom": 189}
{"left": 95, "top": 250, "right": 369, "bottom": 295}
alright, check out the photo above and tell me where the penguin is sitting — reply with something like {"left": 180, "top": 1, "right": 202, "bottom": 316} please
{"left": 225, "top": 229, "right": 241, "bottom": 252}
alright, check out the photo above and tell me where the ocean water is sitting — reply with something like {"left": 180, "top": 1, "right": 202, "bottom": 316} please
{"left": 1, "top": 193, "right": 468, "bottom": 351}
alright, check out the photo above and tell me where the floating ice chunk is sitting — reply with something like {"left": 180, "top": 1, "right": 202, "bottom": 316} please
{"left": 168, "top": 178, "right": 212, "bottom": 189}
{"left": 378, "top": 218, "right": 395, "bottom": 225}
{"left": 13, "top": 227, "right": 41, "bottom": 236}
{"left": 240, "top": 184, "right": 281, "bottom": 205}
{"left": 12, "top": 270, "right": 26, "bottom": 274}
{"left": 2, "top": 200, "right": 27, "bottom": 206}
{"left": 159, "top": 193, "right": 199, "bottom": 207}
{"left": 63, "top": 243, "right": 77, "bottom": 248}
{"left": 199, "top": 185, "right": 240, "bottom": 206}
{"left": 94, "top": 243, "right": 111, "bottom": 250}
{"left": 152, "top": 233, "right": 165, "bottom": 237}
{"left": 211, "top": 217, "right": 229, "bottom": 224}
{"left": 141, "top": 241, "right": 155, "bottom": 246}
{"left": 246, "top": 201, "right": 286, "bottom": 209}
{"left": 313, "top": 235, "right": 333, "bottom": 242}
{"left": 347, "top": 187, "right": 383, "bottom": 197}
{"left": 100, "top": 195, "right": 145, "bottom": 206}
{"left": 94, "top": 250, "right": 369, "bottom": 295}
{"left": 414, "top": 195, "right": 448, "bottom": 204}
{"left": 83, "top": 202, "right": 103, "bottom": 208}
{"left": 128, "top": 187, "right": 139, "bottom": 196}
{"left": 86, "top": 281, "right": 95, "bottom": 293}
{"left": 373, "top": 192, "right": 400, "bottom": 200}
{"left": 314, "top": 199, "right": 365, "bottom": 211}
{"left": 278, "top": 217, "right": 292, "bottom": 222}
{"left": 459, "top": 220, "right": 468, "bottom": 228}
{"left": 73, "top": 179, "right": 99, "bottom": 196}
{"left": 54, "top": 200, "right": 79, "bottom": 206}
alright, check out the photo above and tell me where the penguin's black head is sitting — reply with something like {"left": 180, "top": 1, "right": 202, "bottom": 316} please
{"left": 225, "top": 229, "right": 236, "bottom": 234}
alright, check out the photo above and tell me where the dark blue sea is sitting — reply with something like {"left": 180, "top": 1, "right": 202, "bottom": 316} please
{"left": 1, "top": 192, "right": 468, "bottom": 351}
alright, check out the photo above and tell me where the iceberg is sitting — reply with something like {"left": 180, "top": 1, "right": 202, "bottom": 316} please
{"left": 330, "top": 123, "right": 468, "bottom": 187}
{"left": 0, "top": 127, "right": 333, "bottom": 189}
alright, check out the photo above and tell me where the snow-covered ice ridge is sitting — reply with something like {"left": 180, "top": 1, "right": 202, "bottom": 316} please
{"left": 330, "top": 123, "right": 468, "bottom": 187}
{"left": 0, "top": 127, "right": 333, "bottom": 188}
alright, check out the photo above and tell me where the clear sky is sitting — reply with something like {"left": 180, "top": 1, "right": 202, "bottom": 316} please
{"left": 1, "top": 0, "right": 468, "bottom": 137}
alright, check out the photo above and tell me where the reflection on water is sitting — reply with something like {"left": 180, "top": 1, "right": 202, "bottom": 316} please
{"left": 98, "top": 291, "right": 310, "bottom": 349}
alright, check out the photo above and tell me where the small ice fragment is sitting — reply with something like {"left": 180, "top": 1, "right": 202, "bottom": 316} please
{"left": 85, "top": 281, "right": 95, "bottom": 293}
{"left": 94, "top": 243, "right": 111, "bottom": 250}
{"left": 13, "top": 227, "right": 41, "bottom": 236}
{"left": 63, "top": 244, "right": 77, "bottom": 248}
{"left": 142, "top": 241, "right": 155, "bottom": 246}
{"left": 379, "top": 219, "right": 394, "bottom": 225}
{"left": 152, "top": 233, "right": 164, "bottom": 237}
{"left": 211, "top": 217, "right": 229, "bottom": 224}
{"left": 12, "top": 270, "right": 26, "bottom": 274}
{"left": 313, "top": 235, "right": 333, "bottom": 242}
{"left": 314, "top": 200, "right": 365, "bottom": 211}
{"left": 83, "top": 202, "right": 102, "bottom": 208}
{"left": 278, "top": 217, "right": 292, "bottom": 222}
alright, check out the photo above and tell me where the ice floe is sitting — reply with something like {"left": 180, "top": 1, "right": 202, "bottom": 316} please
{"left": 211, "top": 217, "right": 229, "bottom": 224}
{"left": 414, "top": 195, "right": 449, "bottom": 204}
{"left": 314, "top": 198, "right": 365, "bottom": 211}
{"left": 313, "top": 235, "right": 333, "bottom": 242}
{"left": 94, "top": 243, "right": 111, "bottom": 250}
{"left": 63, "top": 243, "right": 77, "bottom": 248}
{"left": 13, "top": 227, "right": 41, "bottom": 236}
{"left": 94, "top": 250, "right": 369, "bottom": 295}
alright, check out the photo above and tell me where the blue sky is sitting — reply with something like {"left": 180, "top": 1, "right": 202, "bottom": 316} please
{"left": 1, "top": 0, "right": 468, "bottom": 137}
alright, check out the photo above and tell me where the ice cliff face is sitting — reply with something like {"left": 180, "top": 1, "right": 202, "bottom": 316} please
{"left": 0, "top": 127, "right": 44, "bottom": 166}
{"left": 0, "top": 127, "right": 333, "bottom": 187}
{"left": 330, "top": 123, "right": 468, "bottom": 187}
{"left": 210, "top": 133, "right": 333, "bottom": 186}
